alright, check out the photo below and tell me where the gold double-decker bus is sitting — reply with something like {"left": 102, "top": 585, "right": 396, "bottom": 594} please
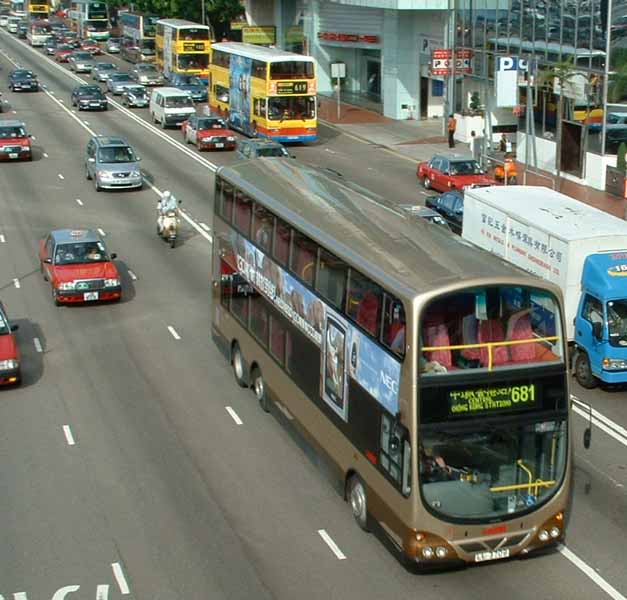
{"left": 155, "top": 19, "right": 211, "bottom": 82}
{"left": 26, "top": 0, "right": 49, "bottom": 20}
{"left": 211, "top": 159, "right": 575, "bottom": 568}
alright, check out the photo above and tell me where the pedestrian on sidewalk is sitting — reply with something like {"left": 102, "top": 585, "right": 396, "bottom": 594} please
{"left": 448, "top": 114, "right": 457, "bottom": 149}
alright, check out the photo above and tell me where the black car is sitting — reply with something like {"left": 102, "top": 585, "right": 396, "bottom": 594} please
{"left": 44, "top": 37, "right": 58, "bottom": 55}
{"left": 70, "top": 85, "right": 108, "bottom": 111}
{"left": 425, "top": 191, "right": 464, "bottom": 234}
{"left": 8, "top": 69, "right": 39, "bottom": 92}
{"left": 17, "top": 23, "right": 28, "bottom": 39}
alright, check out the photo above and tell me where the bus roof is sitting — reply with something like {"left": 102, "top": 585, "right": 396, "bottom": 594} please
{"left": 217, "top": 160, "right": 544, "bottom": 299}
{"left": 156, "top": 18, "right": 209, "bottom": 30}
{"left": 211, "top": 42, "right": 315, "bottom": 63}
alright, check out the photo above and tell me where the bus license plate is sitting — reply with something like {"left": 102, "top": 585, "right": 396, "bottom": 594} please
{"left": 9, "top": 153, "right": 18, "bottom": 159}
{"left": 83, "top": 292, "right": 99, "bottom": 301}
{"left": 474, "top": 549, "right": 510, "bottom": 563}
{"left": 215, "top": 143, "right": 224, "bottom": 148}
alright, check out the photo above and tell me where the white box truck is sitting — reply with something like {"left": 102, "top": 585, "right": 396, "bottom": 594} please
{"left": 462, "top": 185, "right": 627, "bottom": 388}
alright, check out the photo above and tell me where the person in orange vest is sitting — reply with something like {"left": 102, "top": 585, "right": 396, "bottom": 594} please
{"left": 448, "top": 114, "right": 457, "bottom": 148}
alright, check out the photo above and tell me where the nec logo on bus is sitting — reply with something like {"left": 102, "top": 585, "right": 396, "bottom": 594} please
{"left": 380, "top": 371, "right": 398, "bottom": 395}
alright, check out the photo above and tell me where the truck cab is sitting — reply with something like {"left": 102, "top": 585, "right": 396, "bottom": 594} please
{"left": 574, "top": 252, "right": 627, "bottom": 388}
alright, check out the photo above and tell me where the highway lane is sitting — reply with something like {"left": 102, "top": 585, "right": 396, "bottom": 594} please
{"left": 0, "top": 29, "right": 626, "bottom": 600}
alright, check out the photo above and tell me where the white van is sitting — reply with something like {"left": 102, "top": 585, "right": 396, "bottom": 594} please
{"left": 149, "top": 87, "right": 195, "bottom": 129}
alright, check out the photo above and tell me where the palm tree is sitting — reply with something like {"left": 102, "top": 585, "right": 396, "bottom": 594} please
{"left": 538, "top": 60, "right": 580, "bottom": 182}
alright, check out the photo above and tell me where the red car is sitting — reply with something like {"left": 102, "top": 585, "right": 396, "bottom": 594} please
{"left": 0, "top": 301, "right": 20, "bottom": 386}
{"left": 0, "top": 120, "right": 32, "bottom": 161}
{"left": 55, "top": 44, "right": 74, "bottom": 62}
{"left": 417, "top": 154, "right": 497, "bottom": 192}
{"left": 182, "top": 115, "right": 236, "bottom": 151}
{"left": 80, "top": 39, "right": 101, "bottom": 54}
{"left": 39, "top": 229, "right": 122, "bottom": 305}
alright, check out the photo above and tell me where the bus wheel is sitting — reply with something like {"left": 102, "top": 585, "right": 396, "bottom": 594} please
{"left": 251, "top": 367, "right": 270, "bottom": 413}
{"left": 348, "top": 475, "right": 370, "bottom": 532}
{"left": 231, "top": 343, "right": 247, "bottom": 387}
{"left": 574, "top": 352, "right": 598, "bottom": 389}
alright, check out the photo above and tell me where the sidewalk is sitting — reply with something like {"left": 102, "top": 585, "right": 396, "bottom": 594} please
{"left": 317, "top": 96, "right": 627, "bottom": 220}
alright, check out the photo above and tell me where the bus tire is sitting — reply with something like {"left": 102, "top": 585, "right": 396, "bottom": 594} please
{"left": 574, "top": 352, "right": 598, "bottom": 389}
{"left": 251, "top": 366, "right": 270, "bottom": 413}
{"left": 348, "top": 475, "right": 370, "bottom": 532}
{"left": 231, "top": 342, "right": 247, "bottom": 388}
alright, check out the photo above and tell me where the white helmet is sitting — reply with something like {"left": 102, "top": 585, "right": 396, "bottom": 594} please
{"left": 162, "top": 190, "right": 171, "bottom": 199}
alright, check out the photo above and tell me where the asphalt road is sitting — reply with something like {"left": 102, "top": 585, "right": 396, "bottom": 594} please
{"left": 0, "top": 29, "right": 626, "bottom": 600}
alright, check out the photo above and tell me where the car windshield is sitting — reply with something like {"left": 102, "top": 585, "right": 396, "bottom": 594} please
{"left": 98, "top": 146, "right": 136, "bottom": 163}
{"left": 111, "top": 73, "right": 131, "bottom": 81}
{"left": 57, "top": 44, "right": 72, "bottom": 51}
{"left": 257, "top": 146, "right": 288, "bottom": 157}
{"left": 198, "top": 118, "right": 226, "bottom": 129}
{"left": 165, "top": 96, "right": 193, "bottom": 108}
{"left": 55, "top": 241, "right": 109, "bottom": 264}
{"left": 125, "top": 86, "right": 145, "bottom": 95}
{"left": 0, "top": 126, "right": 26, "bottom": 138}
{"left": 13, "top": 71, "right": 34, "bottom": 79}
{"left": 420, "top": 285, "right": 564, "bottom": 376}
{"left": 98, "top": 63, "right": 116, "bottom": 70}
{"left": 78, "top": 86, "right": 100, "bottom": 95}
{"left": 607, "top": 299, "right": 627, "bottom": 346}
{"left": 420, "top": 419, "right": 567, "bottom": 521}
{"left": 449, "top": 160, "right": 483, "bottom": 175}
{"left": 0, "top": 311, "right": 8, "bottom": 335}
{"left": 137, "top": 65, "right": 157, "bottom": 73}
{"left": 73, "top": 52, "right": 91, "bottom": 60}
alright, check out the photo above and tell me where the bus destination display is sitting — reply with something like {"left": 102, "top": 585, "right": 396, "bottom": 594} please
{"left": 448, "top": 384, "right": 537, "bottom": 416}
{"left": 276, "top": 81, "right": 308, "bottom": 95}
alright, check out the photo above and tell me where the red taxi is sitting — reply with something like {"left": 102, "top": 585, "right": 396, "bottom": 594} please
{"left": 0, "top": 302, "right": 20, "bottom": 386}
{"left": 417, "top": 154, "right": 497, "bottom": 192}
{"left": 80, "top": 39, "right": 101, "bottom": 55}
{"left": 0, "top": 120, "right": 32, "bottom": 161}
{"left": 39, "top": 229, "right": 122, "bottom": 305}
{"left": 54, "top": 44, "right": 74, "bottom": 62}
{"left": 182, "top": 115, "right": 236, "bottom": 152}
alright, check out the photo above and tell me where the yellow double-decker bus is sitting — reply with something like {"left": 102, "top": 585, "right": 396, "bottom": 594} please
{"left": 209, "top": 42, "right": 317, "bottom": 142}
{"left": 26, "top": 0, "right": 49, "bottom": 20}
{"left": 155, "top": 19, "right": 211, "bottom": 82}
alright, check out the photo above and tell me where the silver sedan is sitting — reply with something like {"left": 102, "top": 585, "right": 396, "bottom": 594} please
{"left": 106, "top": 73, "right": 135, "bottom": 95}
{"left": 92, "top": 63, "right": 118, "bottom": 82}
{"left": 68, "top": 52, "right": 94, "bottom": 73}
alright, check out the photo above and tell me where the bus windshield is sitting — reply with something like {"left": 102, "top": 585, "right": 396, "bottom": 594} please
{"left": 178, "top": 54, "right": 209, "bottom": 69}
{"left": 420, "top": 285, "right": 563, "bottom": 375}
{"left": 87, "top": 20, "right": 108, "bottom": 31}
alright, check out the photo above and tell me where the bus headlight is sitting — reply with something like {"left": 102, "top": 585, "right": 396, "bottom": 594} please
{"left": 538, "top": 529, "right": 550, "bottom": 542}
{"left": 602, "top": 358, "right": 627, "bottom": 370}
{"left": 435, "top": 546, "right": 448, "bottom": 558}
{"left": 550, "top": 527, "right": 560, "bottom": 539}
{"left": 422, "top": 546, "right": 434, "bottom": 559}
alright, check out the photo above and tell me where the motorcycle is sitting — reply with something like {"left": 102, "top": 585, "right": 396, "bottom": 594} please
{"left": 157, "top": 207, "right": 181, "bottom": 248}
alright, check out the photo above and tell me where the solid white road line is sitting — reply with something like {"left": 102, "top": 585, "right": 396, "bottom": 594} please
{"left": 75, "top": 198, "right": 84, "bottom": 206}
{"left": 167, "top": 325, "right": 181, "bottom": 340}
{"left": 128, "top": 269, "right": 137, "bottom": 281}
{"left": 559, "top": 545, "right": 627, "bottom": 600}
{"left": 199, "top": 222, "right": 211, "bottom": 232}
{"left": 33, "top": 337, "right": 43, "bottom": 353}
{"left": 57, "top": 173, "right": 64, "bottom": 180}
{"left": 111, "top": 562, "right": 130, "bottom": 595}
{"left": 13, "top": 278, "right": 19, "bottom": 288}
{"left": 62, "top": 425, "right": 76, "bottom": 446}
{"left": 318, "top": 529, "right": 347, "bottom": 560}
{"left": 572, "top": 395, "right": 627, "bottom": 448}
{"left": 97, "top": 227, "right": 106, "bottom": 237}
{"left": 225, "top": 406, "right": 243, "bottom": 425}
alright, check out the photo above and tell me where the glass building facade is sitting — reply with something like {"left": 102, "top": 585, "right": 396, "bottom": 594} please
{"left": 454, "top": 0, "right": 627, "bottom": 158}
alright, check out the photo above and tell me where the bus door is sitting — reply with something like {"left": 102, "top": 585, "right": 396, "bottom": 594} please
{"left": 228, "top": 55, "right": 253, "bottom": 136}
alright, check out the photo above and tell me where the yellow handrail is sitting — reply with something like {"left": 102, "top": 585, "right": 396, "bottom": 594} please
{"left": 489, "top": 481, "right": 556, "bottom": 493}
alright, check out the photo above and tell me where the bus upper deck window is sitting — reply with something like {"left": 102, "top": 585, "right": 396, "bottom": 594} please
{"left": 382, "top": 296, "right": 406, "bottom": 357}
{"left": 233, "top": 191, "right": 252, "bottom": 235}
{"left": 273, "top": 218, "right": 290, "bottom": 266}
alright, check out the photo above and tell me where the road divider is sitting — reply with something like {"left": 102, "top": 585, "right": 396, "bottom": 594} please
{"left": 62, "top": 425, "right": 76, "bottom": 446}
{"left": 317, "top": 529, "right": 346, "bottom": 560}
{"left": 225, "top": 406, "right": 243, "bottom": 425}
{"left": 167, "top": 325, "right": 181, "bottom": 340}
{"left": 75, "top": 198, "right": 84, "bottom": 206}
{"left": 13, "top": 278, "right": 19, "bottom": 288}
{"left": 111, "top": 562, "right": 130, "bottom": 595}
{"left": 33, "top": 337, "right": 42, "bottom": 353}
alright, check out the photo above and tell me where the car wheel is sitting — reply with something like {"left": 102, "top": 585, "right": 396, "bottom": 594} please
{"left": 52, "top": 287, "right": 61, "bottom": 306}
{"left": 161, "top": 117, "right": 167, "bottom": 129}
{"left": 574, "top": 351, "right": 598, "bottom": 389}
{"left": 85, "top": 166, "right": 91, "bottom": 180}
{"left": 251, "top": 367, "right": 270, "bottom": 413}
{"left": 348, "top": 475, "right": 369, "bottom": 532}
{"left": 40, "top": 261, "right": 47, "bottom": 281}
{"left": 423, "top": 176, "right": 431, "bottom": 189}
{"left": 95, "top": 179, "right": 102, "bottom": 192}
{"left": 231, "top": 343, "right": 247, "bottom": 387}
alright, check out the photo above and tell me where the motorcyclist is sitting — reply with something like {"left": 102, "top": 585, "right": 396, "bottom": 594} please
{"left": 157, "top": 190, "right": 179, "bottom": 234}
